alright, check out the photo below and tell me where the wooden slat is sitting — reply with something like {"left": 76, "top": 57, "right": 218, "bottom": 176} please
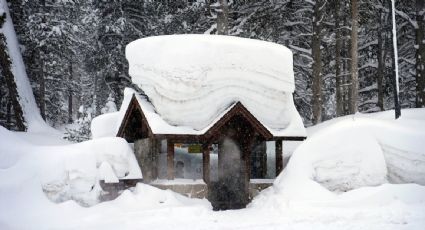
{"left": 275, "top": 140, "right": 283, "bottom": 176}
{"left": 167, "top": 140, "right": 174, "bottom": 180}
{"left": 273, "top": 136, "right": 307, "bottom": 141}
{"left": 154, "top": 134, "right": 201, "bottom": 143}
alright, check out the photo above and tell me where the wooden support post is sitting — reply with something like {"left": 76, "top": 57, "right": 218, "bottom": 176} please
{"left": 275, "top": 140, "right": 283, "bottom": 176}
{"left": 244, "top": 139, "right": 252, "bottom": 183}
{"left": 152, "top": 138, "right": 160, "bottom": 180}
{"left": 167, "top": 140, "right": 174, "bottom": 180}
{"left": 202, "top": 144, "right": 210, "bottom": 184}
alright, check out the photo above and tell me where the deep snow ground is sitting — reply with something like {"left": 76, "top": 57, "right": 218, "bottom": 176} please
{"left": 1, "top": 109, "right": 425, "bottom": 230}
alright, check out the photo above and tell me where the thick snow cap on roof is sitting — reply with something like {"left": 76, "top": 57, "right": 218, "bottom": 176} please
{"left": 126, "top": 35, "right": 305, "bottom": 136}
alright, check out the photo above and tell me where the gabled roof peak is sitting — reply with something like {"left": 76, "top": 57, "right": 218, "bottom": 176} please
{"left": 116, "top": 88, "right": 306, "bottom": 140}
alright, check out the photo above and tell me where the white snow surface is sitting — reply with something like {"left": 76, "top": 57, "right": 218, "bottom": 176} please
{"left": 98, "top": 162, "right": 119, "bottom": 183}
{"left": 126, "top": 35, "right": 305, "bottom": 136}
{"left": 0, "top": 0, "right": 51, "bottom": 132}
{"left": 2, "top": 109, "right": 425, "bottom": 229}
{"left": 0, "top": 126, "right": 141, "bottom": 207}
{"left": 91, "top": 111, "right": 120, "bottom": 138}
{"left": 253, "top": 109, "right": 425, "bottom": 205}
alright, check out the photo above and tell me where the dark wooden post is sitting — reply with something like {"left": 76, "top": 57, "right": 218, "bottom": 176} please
{"left": 202, "top": 144, "right": 210, "bottom": 184}
{"left": 244, "top": 138, "right": 253, "bottom": 183}
{"left": 167, "top": 140, "right": 174, "bottom": 180}
{"left": 244, "top": 137, "right": 252, "bottom": 203}
{"left": 151, "top": 138, "right": 160, "bottom": 180}
{"left": 275, "top": 140, "right": 283, "bottom": 176}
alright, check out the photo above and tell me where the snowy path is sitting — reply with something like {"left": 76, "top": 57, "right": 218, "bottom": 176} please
{"left": 47, "top": 198, "right": 425, "bottom": 230}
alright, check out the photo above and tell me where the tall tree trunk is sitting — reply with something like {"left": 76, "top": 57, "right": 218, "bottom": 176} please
{"left": 377, "top": 12, "right": 385, "bottom": 111}
{"left": 92, "top": 63, "right": 99, "bottom": 116}
{"left": 38, "top": 0, "right": 46, "bottom": 120}
{"left": 335, "top": 0, "right": 343, "bottom": 116}
{"left": 342, "top": 14, "right": 349, "bottom": 115}
{"left": 68, "top": 62, "right": 73, "bottom": 123}
{"left": 217, "top": 0, "right": 229, "bottom": 35}
{"left": 390, "top": 0, "right": 401, "bottom": 118}
{"left": 416, "top": 0, "right": 425, "bottom": 107}
{"left": 311, "top": 0, "right": 323, "bottom": 124}
{"left": 349, "top": 0, "right": 359, "bottom": 114}
{"left": 38, "top": 54, "right": 46, "bottom": 120}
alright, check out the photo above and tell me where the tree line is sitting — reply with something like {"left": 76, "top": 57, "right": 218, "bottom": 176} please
{"left": 0, "top": 0, "right": 424, "bottom": 137}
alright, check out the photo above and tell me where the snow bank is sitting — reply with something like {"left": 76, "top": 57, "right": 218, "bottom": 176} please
{"left": 114, "top": 183, "right": 210, "bottom": 209}
{"left": 251, "top": 109, "right": 425, "bottom": 208}
{"left": 304, "top": 109, "right": 425, "bottom": 187}
{"left": 126, "top": 35, "right": 305, "bottom": 135}
{"left": 0, "top": 171, "right": 209, "bottom": 230}
{"left": 2, "top": 110, "right": 425, "bottom": 229}
{"left": 286, "top": 120, "right": 388, "bottom": 193}
{"left": 0, "top": 126, "right": 142, "bottom": 206}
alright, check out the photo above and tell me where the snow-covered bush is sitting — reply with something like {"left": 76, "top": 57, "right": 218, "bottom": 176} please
{"left": 100, "top": 94, "right": 117, "bottom": 114}
{"left": 64, "top": 105, "right": 93, "bottom": 142}
{"left": 66, "top": 96, "right": 117, "bottom": 142}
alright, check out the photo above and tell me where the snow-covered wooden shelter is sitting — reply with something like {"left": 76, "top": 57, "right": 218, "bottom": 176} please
{"left": 116, "top": 35, "right": 306, "bottom": 210}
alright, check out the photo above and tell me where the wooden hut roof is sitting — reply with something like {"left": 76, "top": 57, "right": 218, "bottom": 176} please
{"left": 116, "top": 93, "right": 306, "bottom": 142}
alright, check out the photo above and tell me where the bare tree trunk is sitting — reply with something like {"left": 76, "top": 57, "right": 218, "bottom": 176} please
{"left": 416, "top": 0, "right": 425, "bottom": 107}
{"left": 311, "top": 0, "right": 323, "bottom": 124}
{"left": 349, "top": 0, "right": 359, "bottom": 114}
{"left": 377, "top": 12, "right": 385, "bottom": 111}
{"left": 68, "top": 62, "right": 73, "bottom": 123}
{"left": 217, "top": 0, "right": 229, "bottom": 35}
{"left": 342, "top": 15, "right": 349, "bottom": 115}
{"left": 335, "top": 0, "right": 343, "bottom": 116}
{"left": 38, "top": 0, "right": 46, "bottom": 120}
{"left": 38, "top": 54, "right": 46, "bottom": 120}
{"left": 390, "top": 0, "right": 401, "bottom": 118}
{"left": 0, "top": 33, "right": 25, "bottom": 131}
{"left": 92, "top": 64, "right": 98, "bottom": 116}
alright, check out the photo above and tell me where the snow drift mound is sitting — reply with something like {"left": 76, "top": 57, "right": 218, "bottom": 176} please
{"left": 251, "top": 110, "right": 425, "bottom": 209}
{"left": 280, "top": 119, "right": 389, "bottom": 194}
{"left": 126, "top": 35, "right": 301, "bottom": 131}
{"left": 257, "top": 110, "right": 425, "bottom": 202}
{"left": 0, "top": 126, "right": 142, "bottom": 206}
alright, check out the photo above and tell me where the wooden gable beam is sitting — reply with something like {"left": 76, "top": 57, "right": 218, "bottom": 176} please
{"left": 203, "top": 101, "right": 273, "bottom": 141}
{"left": 116, "top": 94, "right": 154, "bottom": 139}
